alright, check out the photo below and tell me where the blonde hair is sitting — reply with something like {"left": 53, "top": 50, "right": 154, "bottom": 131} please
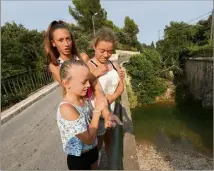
{"left": 60, "top": 60, "right": 89, "bottom": 96}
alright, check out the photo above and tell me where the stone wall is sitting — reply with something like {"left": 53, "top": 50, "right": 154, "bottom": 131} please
{"left": 184, "top": 57, "right": 213, "bottom": 108}
{"left": 116, "top": 50, "right": 140, "bottom": 64}
{"left": 109, "top": 54, "right": 119, "bottom": 61}
{"left": 115, "top": 50, "right": 140, "bottom": 56}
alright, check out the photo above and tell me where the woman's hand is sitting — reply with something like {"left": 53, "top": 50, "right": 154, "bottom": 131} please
{"left": 94, "top": 97, "right": 107, "bottom": 112}
{"left": 104, "top": 113, "right": 123, "bottom": 128}
{"left": 118, "top": 68, "right": 125, "bottom": 80}
{"left": 94, "top": 64, "right": 108, "bottom": 77}
{"left": 105, "top": 94, "right": 116, "bottom": 104}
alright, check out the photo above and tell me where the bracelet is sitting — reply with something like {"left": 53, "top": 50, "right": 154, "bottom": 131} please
{"left": 93, "top": 109, "right": 101, "bottom": 113}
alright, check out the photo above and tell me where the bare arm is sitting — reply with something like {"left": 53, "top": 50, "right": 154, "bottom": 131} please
{"left": 114, "top": 62, "right": 125, "bottom": 96}
{"left": 80, "top": 53, "right": 90, "bottom": 63}
{"left": 87, "top": 61, "right": 123, "bottom": 127}
{"left": 89, "top": 74, "right": 110, "bottom": 120}
{"left": 87, "top": 62, "right": 111, "bottom": 121}
{"left": 49, "top": 63, "right": 61, "bottom": 84}
{"left": 87, "top": 61, "right": 108, "bottom": 78}
{"left": 60, "top": 104, "right": 101, "bottom": 145}
{"left": 106, "top": 80, "right": 124, "bottom": 104}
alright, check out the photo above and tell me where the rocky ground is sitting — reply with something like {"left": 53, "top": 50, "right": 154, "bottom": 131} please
{"left": 136, "top": 142, "right": 213, "bottom": 170}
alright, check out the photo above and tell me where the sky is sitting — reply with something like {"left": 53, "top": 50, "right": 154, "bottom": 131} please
{"left": 1, "top": 0, "right": 213, "bottom": 45}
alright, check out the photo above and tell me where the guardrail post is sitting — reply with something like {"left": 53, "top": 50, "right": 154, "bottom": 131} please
{"left": 107, "top": 102, "right": 123, "bottom": 170}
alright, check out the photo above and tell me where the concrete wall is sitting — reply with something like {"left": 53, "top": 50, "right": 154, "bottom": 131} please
{"left": 115, "top": 50, "right": 140, "bottom": 64}
{"left": 110, "top": 49, "right": 140, "bottom": 62}
{"left": 120, "top": 64, "right": 140, "bottom": 170}
{"left": 184, "top": 57, "right": 213, "bottom": 108}
{"left": 109, "top": 54, "right": 119, "bottom": 61}
{"left": 115, "top": 50, "right": 140, "bottom": 56}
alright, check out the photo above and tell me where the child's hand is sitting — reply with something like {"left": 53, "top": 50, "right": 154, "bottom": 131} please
{"left": 110, "top": 113, "right": 123, "bottom": 125}
{"left": 94, "top": 64, "right": 108, "bottom": 77}
{"left": 105, "top": 94, "right": 116, "bottom": 104}
{"left": 105, "top": 113, "right": 123, "bottom": 128}
{"left": 94, "top": 97, "right": 107, "bottom": 112}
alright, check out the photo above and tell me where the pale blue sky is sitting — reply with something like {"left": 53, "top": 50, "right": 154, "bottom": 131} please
{"left": 1, "top": 0, "right": 212, "bottom": 45}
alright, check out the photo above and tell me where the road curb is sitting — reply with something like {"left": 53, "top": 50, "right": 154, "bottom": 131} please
{"left": 1, "top": 82, "right": 59, "bottom": 125}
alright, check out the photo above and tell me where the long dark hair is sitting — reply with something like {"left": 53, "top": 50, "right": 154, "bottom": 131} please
{"left": 44, "top": 20, "right": 80, "bottom": 66}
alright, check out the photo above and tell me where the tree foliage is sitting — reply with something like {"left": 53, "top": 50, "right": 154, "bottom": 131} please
{"left": 124, "top": 50, "right": 167, "bottom": 104}
{"left": 122, "top": 16, "right": 139, "bottom": 47}
{"left": 68, "top": 1, "right": 141, "bottom": 51}
{"left": 123, "top": 16, "right": 139, "bottom": 36}
{"left": 156, "top": 15, "right": 212, "bottom": 69}
{"left": 2, "top": 22, "right": 45, "bottom": 78}
{"left": 69, "top": 0, "right": 107, "bottom": 33}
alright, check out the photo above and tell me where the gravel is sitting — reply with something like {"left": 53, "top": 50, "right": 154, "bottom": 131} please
{"left": 136, "top": 142, "right": 213, "bottom": 170}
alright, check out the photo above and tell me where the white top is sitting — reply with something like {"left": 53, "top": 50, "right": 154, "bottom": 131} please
{"left": 89, "top": 60, "right": 120, "bottom": 112}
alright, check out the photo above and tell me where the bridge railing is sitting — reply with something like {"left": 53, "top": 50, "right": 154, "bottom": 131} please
{"left": 108, "top": 102, "right": 123, "bottom": 170}
{"left": 1, "top": 67, "right": 54, "bottom": 110}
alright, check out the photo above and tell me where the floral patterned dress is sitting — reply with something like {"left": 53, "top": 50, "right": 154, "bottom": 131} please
{"left": 57, "top": 101, "right": 97, "bottom": 156}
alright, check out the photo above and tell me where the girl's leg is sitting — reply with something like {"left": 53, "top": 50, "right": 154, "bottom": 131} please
{"left": 90, "top": 146, "right": 99, "bottom": 170}
{"left": 91, "top": 160, "right": 98, "bottom": 170}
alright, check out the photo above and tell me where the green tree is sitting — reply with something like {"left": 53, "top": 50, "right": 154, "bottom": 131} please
{"left": 151, "top": 41, "right": 155, "bottom": 49}
{"left": 125, "top": 49, "right": 167, "bottom": 104}
{"left": 69, "top": 0, "right": 107, "bottom": 33}
{"left": 1, "top": 22, "right": 45, "bottom": 78}
{"left": 156, "top": 21, "right": 196, "bottom": 72}
{"left": 115, "top": 29, "right": 132, "bottom": 46}
{"left": 103, "top": 19, "right": 114, "bottom": 29}
{"left": 193, "top": 15, "right": 212, "bottom": 45}
{"left": 67, "top": 23, "right": 90, "bottom": 52}
{"left": 123, "top": 16, "right": 139, "bottom": 47}
{"left": 123, "top": 16, "right": 139, "bottom": 36}
{"left": 156, "top": 15, "right": 212, "bottom": 69}
{"left": 103, "top": 19, "right": 120, "bottom": 32}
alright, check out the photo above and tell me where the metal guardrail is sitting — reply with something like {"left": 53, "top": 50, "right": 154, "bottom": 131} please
{"left": 1, "top": 67, "right": 54, "bottom": 109}
{"left": 108, "top": 102, "right": 123, "bottom": 170}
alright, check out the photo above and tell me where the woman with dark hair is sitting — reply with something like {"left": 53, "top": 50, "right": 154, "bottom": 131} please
{"left": 43, "top": 19, "right": 122, "bottom": 145}
{"left": 44, "top": 20, "right": 90, "bottom": 83}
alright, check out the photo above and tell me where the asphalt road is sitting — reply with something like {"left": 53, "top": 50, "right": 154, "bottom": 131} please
{"left": 1, "top": 88, "right": 68, "bottom": 170}
{"left": 1, "top": 85, "right": 109, "bottom": 170}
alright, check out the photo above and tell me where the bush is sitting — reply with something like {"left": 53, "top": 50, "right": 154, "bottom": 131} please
{"left": 126, "top": 82, "right": 138, "bottom": 108}
{"left": 1, "top": 93, "right": 27, "bottom": 109}
{"left": 125, "top": 50, "right": 167, "bottom": 105}
{"left": 187, "top": 44, "right": 213, "bottom": 57}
